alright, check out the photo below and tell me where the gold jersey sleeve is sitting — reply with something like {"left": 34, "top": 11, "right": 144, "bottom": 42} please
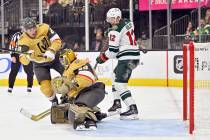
{"left": 18, "top": 23, "right": 62, "bottom": 63}
{"left": 63, "top": 59, "right": 88, "bottom": 79}
{"left": 63, "top": 59, "right": 95, "bottom": 98}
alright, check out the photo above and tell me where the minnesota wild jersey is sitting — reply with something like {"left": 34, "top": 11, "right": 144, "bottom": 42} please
{"left": 105, "top": 19, "right": 140, "bottom": 60}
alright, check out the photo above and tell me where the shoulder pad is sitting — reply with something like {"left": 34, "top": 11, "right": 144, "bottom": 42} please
{"left": 18, "top": 33, "right": 28, "bottom": 44}
{"left": 37, "top": 23, "right": 50, "bottom": 36}
{"left": 37, "top": 23, "right": 49, "bottom": 30}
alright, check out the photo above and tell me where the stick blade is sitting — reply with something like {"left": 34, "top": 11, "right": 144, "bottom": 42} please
{"left": 20, "top": 108, "right": 32, "bottom": 119}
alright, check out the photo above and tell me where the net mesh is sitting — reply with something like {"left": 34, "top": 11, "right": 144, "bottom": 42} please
{"left": 193, "top": 43, "right": 210, "bottom": 134}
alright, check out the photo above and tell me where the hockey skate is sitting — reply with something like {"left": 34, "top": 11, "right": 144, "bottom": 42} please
{"left": 74, "top": 119, "right": 97, "bottom": 131}
{"left": 27, "top": 87, "right": 32, "bottom": 94}
{"left": 95, "top": 111, "right": 107, "bottom": 121}
{"left": 7, "top": 88, "right": 12, "bottom": 94}
{"left": 120, "top": 104, "right": 139, "bottom": 120}
{"left": 108, "top": 99, "right": 121, "bottom": 115}
{"left": 50, "top": 96, "right": 58, "bottom": 106}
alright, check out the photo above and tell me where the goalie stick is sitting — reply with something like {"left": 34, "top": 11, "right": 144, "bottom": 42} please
{"left": 20, "top": 108, "right": 50, "bottom": 121}
{"left": 20, "top": 107, "right": 118, "bottom": 122}
{"left": 92, "top": 62, "right": 99, "bottom": 80}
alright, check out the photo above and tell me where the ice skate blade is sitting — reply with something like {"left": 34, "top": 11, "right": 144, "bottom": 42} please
{"left": 120, "top": 114, "right": 139, "bottom": 120}
{"left": 75, "top": 125, "right": 97, "bottom": 131}
{"left": 108, "top": 109, "right": 121, "bottom": 116}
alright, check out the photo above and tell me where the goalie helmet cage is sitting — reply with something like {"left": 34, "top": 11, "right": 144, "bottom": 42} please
{"left": 183, "top": 42, "right": 210, "bottom": 134}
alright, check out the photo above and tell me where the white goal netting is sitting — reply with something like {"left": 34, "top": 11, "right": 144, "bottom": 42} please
{"left": 193, "top": 42, "right": 210, "bottom": 134}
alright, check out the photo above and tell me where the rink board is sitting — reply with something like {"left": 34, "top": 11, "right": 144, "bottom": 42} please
{"left": 0, "top": 51, "right": 183, "bottom": 87}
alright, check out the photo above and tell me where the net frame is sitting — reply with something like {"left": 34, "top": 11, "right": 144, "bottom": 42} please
{"left": 183, "top": 42, "right": 210, "bottom": 134}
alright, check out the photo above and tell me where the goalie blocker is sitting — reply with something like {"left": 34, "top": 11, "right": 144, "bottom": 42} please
{"left": 51, "top": 82, "right": 107, "bottom": 129}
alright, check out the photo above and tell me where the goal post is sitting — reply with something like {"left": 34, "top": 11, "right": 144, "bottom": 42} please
{"left": 183, "top": 42, "right": 210, "bottom": 134}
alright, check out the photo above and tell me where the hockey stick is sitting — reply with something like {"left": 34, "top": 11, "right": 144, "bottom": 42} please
{"left": 93, "top": 62, "right": 99, "bottom": 80}
{"left": 94, "top": 62, "right": 98, "bottom": 70}
{"left": 19, "top": 106, "right": 118, "bottom": 122}
{"left": 0, "top": 47, "right": 46, "bottom": 58}
{"left": 20, "top": 108, "right": 51, "bottom": 121}
{"left": 0, "top": 47, "right": 31, "bottom": 55}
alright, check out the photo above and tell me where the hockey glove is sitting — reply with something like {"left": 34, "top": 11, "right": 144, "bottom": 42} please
{"left": 19, "top": 54, "right": 30, "bottom": 65}
{"left": 43, "top": 49, "right": 55, "bottom": 61}
{"left": 25, "top": 50, "right": 36, "bottom": 61}
{"left": 96, "top": 52, "right": 109, "bottom": 64}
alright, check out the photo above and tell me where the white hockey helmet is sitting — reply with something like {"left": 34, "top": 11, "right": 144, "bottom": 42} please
{"left": 106, "top": 8, "right": 122, "bottom": 22}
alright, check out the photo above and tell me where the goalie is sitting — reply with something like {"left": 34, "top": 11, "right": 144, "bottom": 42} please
{"left": 51, "top": 49, "right": 107, "bottom": 130}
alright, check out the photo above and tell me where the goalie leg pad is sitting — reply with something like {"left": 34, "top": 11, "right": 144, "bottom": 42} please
{"left": 51, "top": 104, "right": 70, "bottom": 124}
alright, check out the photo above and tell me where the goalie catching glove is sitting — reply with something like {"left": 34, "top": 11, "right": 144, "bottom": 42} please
{"left": 96, "top": 52, "right": 109, "bottom": 64}
{"left": 51, "top": 76, "right": 78, "bottom": 95}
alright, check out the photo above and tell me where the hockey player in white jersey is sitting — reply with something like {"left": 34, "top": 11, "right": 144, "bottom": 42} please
{"left": 96, "top": 8, "right": 140, "bottom": 120}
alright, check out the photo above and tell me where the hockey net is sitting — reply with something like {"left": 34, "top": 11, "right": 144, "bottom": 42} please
{"left": 183, "top": 42, "right": 210, "bottom": 134}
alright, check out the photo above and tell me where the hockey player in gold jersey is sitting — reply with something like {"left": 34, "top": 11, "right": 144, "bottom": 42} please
{"left": 51, "top": 49, "right": 107, "bottom": 130}
{"left": 18, "top": 17, "right": 64, "bottom": 104}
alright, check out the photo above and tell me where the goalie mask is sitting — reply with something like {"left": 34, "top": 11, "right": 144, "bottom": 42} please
{"left": 59, "top": 49, "right": 76, "bottom": 68}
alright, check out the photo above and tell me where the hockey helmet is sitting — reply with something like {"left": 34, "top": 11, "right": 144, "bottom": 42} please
{"left": 106, "top": 8, "right": 122, "bottom": 22}
{"left": 59, "top": 49, "right": 76, "bottom": 68}
{"left": 21, "top": 17, "right": 36, "bottom": 30}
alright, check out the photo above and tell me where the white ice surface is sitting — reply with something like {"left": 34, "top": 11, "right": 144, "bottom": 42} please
{"left": 0, "top": 86, "right": 209, "bottom": 140}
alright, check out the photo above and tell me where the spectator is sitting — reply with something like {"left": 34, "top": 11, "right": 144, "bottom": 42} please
{"left": 205, "top": 18, "right": 210, "bottom": 33}
{"left": 141, "top": 31, "right": 147, "bottom": 40}
{"left": 194, "top": 19, "right": 209, "bottom": 42}
{"left": 48, "top": 0, "right": 64, "bottom": 25}
{"left": 72, "top": 36, "right": 85, "bottom": 51}
{"left": 136, "top": 38, "right": 145, "bottom": 49}
{"left": 205, "top": 9, "right": 210, "bottom": 24}
{"left": 194, "top": 19, "right": 208, "bottom": 35}
{"left": 185, "top": 21, "right": 196, "bottom": 42}
{"left": 43, "top": 0, "right": 50, "bottom": 23}
{"left": 90, "top": 27, "right": 104, "bottom": 51}
{"left": 59, "top": 0, "right": 72, "bottom": 7}
{"left": 90, "top": 0, "right": 103, "bottom": 5}
{"left": 139, "top": 31, "right": 149, "bottom": 49}
{"left": 43, "top": 0, "right": 49, "bottom": 14}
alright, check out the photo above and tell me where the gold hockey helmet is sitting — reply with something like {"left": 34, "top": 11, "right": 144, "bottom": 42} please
{"left": 59, "top": 49, "right": 76, "bottom": 68}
